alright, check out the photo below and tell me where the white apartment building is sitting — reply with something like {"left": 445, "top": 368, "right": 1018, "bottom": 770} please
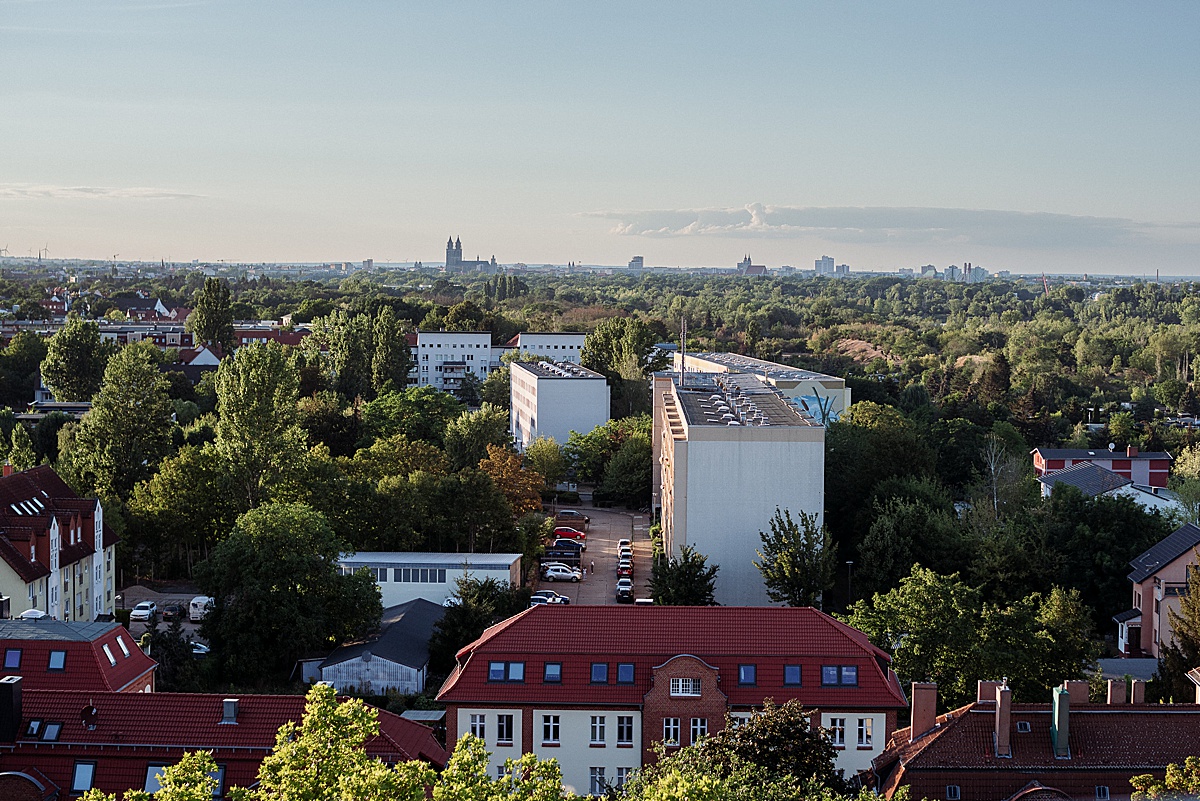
{"left": 512, "top": 332, "right": 588, "bottom": 364}
{"left": 675, "top": 352, "right": 851, "bottom": 423}
{"left": 652, "top": 371, "right": 825, "bottom": 606}
{"left": 510, "top": 361, "right": 610, "bottom": 450}
{"left": 414, "top": 331, "right": 496, "bottom": 393}
{"left": 336, "top": 552, "right": 521, "bottom": 607}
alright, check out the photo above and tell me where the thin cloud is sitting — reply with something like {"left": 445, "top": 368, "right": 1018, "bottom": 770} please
{"left": 587, "top": 203, "right": 1200, "bottom": 250}
{"left": 0, "top": 184, "right": 201, "bottom": 200}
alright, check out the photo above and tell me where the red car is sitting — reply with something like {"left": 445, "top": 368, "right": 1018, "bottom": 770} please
{"left": 617, "top": 562, "right": 633, "bottom": 577}
{"left": 554, "top": 527, "right": 586, "bottom": 541}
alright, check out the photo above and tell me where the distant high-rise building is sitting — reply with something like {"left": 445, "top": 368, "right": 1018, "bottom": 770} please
{"left": 815, "top": 255, "right": 834, "bottom": 274}
{"left": 834, "top": 263, "right": 850, "bottom": 276}
{"left": 628, "top": 255, "right": 644, "bottom": 269}
{"left": 363, "top": 259, "right": 373, "bottom": 270}
{"left": 944, "top": 265, "right": 961, "bottom": 282}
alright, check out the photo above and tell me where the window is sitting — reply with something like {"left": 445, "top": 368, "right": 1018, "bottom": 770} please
{"left": 662, "top": 717, "right": 680, "bottom": 745}
{"left": 738, "top": 664, "right": 757, "bottom": 685}
{"left": 25, "top": 720, "right": 41, "bottom": 737}
{"left": 822, "top": 665, "right": 857, "bottom": 686}
{"left": 1095, "top": 787, "right": 1110, "bottom": 801}
{"left": 590, "top": 715, "right": 606, "bottom": 744}
{"left": 829, "top": 718, "right": 845, "bottom": 747}
{"left": 617, "top": 716, "right": 634, "bottom": 745}
{"left": 72, "top": 761, "right": 96, "bottom": 793}
{"left": 469, "top": 714, "right": 485, "bottom": 739}
{"left": 616, "top": 767, "right": 633, "bottom": 790}
{"left": 591, "top": 663, "right": 609, "bottom": 683}
{"left": 543, "top": 662, "right": 562, "bottom": 683}
{"left": 489, "top": 661, "right": 525, "bottom": 682}
{"left": 496, "top": 765, "right": 508, "bottom": 780}
{"left": 946, "top": 786, "right": 961, "bottom": 801}
{"left": 784, "top": 665, "right": 802, "bottom": 685}
{"left": 4, "top": 649, "right": 20, "bottom": 669}
{"left": 209, "top": 766, "right": 226, "bottom": 798}
{"left": 102, "top": 644, "right": 116, "bottom": 667}
{"left": 145, "top": 764, "right": 168, "bottom": 793}
{"left": 42, "top": 722, "right": 62, "bottom": 741}
{"left": 542, "top": 715, "right": 560, "bottom": 744}
{"left": 1016, "top": 720, "right": 1031, "bottom": 733}
{"left": 857, "top": 718, "right": 873, "bottom": 747}
{"left": 729, "top": 714, "right": 751, "bottom": 728}
{"left": 617, "top": 662, "right": 635, "bottom": 684}
{"left": 690, "top": 717, "right": 708, "bottom": 742}
{"left": 48, "top": 650, "right": 66, "bottom": 671}
{"left": 497, "top": 714, "right": 514, "bottom": 745}
{"left": 670, "top": 677, "right": 701, "bottom": 696}
{"left": 116, "top": 636, "right": 130, "bottom": 658}
{"left": 589, "top": 767, "right": 607, "bottom": 795}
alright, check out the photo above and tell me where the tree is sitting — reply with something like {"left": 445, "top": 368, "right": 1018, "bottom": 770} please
{"left": 7, "top": 423, "right": 35, "bottom": 471}
{"left": 0, "top": 330, "right": 47, "bottom": 408}
{"left": 479, "top": 444, "right": 543, "bottom": 515}
{"left": 1131, "top": 756, "right": 1200, "bottom": 800}
{"left": 1109, "top": 411, "right": 1138, "bottom": 444}
{"left": 525, "top": 436, "right": 567, "bottom": 489}
{"left": 371, "top": 306, "right": 414, "bottom": 394}
{"left": 297, "top": 390, "right": 361, "bottom": 457}
{"left": 597, "top": 433, "right": 652, "bottom": 508}
{"left": 564, "top": 414, "right": 652, "bottom": 485}
{"left": 40, "top": 314, "right": 113, "bottom": 401}
{"left": 82, "top": 750, "right": 221, "bottom": 801}
{"left": 196, "top": 503, "right": 382, "bottom": 685}
{"left": 69, "top": 343, "right": 174, "bottom": 499}
{"left": 582, "top": 317, "right": 668, "bottom": 418}
{"left": 650, "top": 545, "right": 718, "bottom": 605}
{"left": 361, "top": 386, "right": 464, "bottom": 446}
{"left": 444, "top": 403, "right": 511, "bottom": 471}
{"left": 481, "top": 365, "right": 511, "bottom": 409}
{"left": 213, "top": 342, "right": 307, "bottom": 508}
{"left": 457, "top": 371, "right": 484, "bottom": 406}
{"left": 428, "top": 576, "right": 532, "bottom": 677}
{"left": 187, "top": 276, "right": 235, "bottom": 353}
{"left": 754, "top": 508, "right": 837, "bottom": 608}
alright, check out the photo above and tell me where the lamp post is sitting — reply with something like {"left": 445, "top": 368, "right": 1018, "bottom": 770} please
{"left": 846, "top": 561, "right": 854, "bottom": 607}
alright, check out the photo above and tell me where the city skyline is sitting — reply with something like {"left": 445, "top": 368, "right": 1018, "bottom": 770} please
{"left": 2, "top": 2, "right": 1198, "bottom": 273}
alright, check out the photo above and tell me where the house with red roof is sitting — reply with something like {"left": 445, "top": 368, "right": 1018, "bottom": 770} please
{"left": 871, "top": 679, "right": 1197, "bottom": 801}
{"left": 0, "top": 619, "right": 156, "bottom": 693}
{"left": 0, "top": 677, "right": 447, "bottom": 801}
{"left": 1031, "top": 446, "right": 1171, "bottom": 488}
{"left": 0, "top": 466, "right": 118, "bottom": 622}
{"left": 437, "top": 605, "right": 907, "bottom": 796}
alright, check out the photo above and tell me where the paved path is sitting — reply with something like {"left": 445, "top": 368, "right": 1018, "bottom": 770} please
{"left": 538, "top": 508, "right": 652, "bottom": 605}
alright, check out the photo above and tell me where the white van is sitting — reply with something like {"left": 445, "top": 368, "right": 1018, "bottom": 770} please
{"left": 189, "top": 596, "right": 214, "bottom": 622}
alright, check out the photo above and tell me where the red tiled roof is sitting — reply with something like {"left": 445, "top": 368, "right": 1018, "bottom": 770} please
{"left": 0, "top": 620, "right": 156, "bottom": 692}
{"left": 438, "top": 606, "right": 906, "bottom": 709}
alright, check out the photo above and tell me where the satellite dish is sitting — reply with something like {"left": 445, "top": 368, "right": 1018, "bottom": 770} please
{"left": 361, "top": 650, "right": 372, "bottom": 663}
{"left": 1108, "top": 443, "right": 1116, "bottom": 452}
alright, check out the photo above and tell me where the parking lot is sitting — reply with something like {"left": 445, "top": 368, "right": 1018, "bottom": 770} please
{"left": 119, "top": 585, "right": 206, "bottom": 638}
{"left": 537, "top": 508, "right": 652, "bottom": 604}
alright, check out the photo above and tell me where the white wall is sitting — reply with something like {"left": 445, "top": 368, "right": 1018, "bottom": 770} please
{"left": 517, "top": 333, "right": 587, "bottom": 364}
{"left": 338, "top": 555, "right": 520, "bottom": 607}
{"left": 819, "top": 711, "right": 885, "bottom": 776}
{"left": 322, "top": 656, "right": 424, "bottom": 695}
{"left": 456, "top": 708, "right": 525, "bottom": 780}
{"left": 416, "top": 332, "right": 493, "bottom": 389}
{"left": 530, "top": 708, "right": 641, "bottom": 796}
{"left": 511, "top": 365, "right": 609, "bottom": 450}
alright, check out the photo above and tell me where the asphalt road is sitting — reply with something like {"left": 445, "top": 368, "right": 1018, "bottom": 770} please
{"left": 537, "top": 508, "right": 652, "bottom": 605}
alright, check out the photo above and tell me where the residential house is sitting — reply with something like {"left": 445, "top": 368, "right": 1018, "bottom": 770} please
{"left": 319, "top": 599, "right": 445, "bottom": 695}
{"left": 0, "top": 466, "right": 118, "bottom": 622}
{"left": 437, "top": 606, "right": 908, "bottom": 795}
{"left": 0, "top": 678, "right": 447, "bottom": 800}
{"left": 1036, "top": 462, "right": 1181, "bottom": 515}
{"left": 1031, "top": 446, "right": 1171, "bottom": 488}
{"left": 0, "top": 619, "right": 155, "bottom": 693}
{"left": 872, "top": 679, "right": 1195, "bottom": 801}
{"left": 1115, "top": 522, "right": 1200, "bottom": 657}
{"left": 509, "top": 361, "right": 609, "bottom": 450}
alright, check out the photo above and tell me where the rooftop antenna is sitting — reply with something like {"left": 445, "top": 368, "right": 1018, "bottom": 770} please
{"left": 679, "top": 316, "right": 687, "bottom": 388}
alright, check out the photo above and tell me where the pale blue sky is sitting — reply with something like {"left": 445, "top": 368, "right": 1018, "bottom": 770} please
{"left": 2, "top": 1, "right": 1198, "bottom": 273}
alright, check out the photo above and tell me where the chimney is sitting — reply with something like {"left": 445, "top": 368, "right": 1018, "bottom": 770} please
{"left": 977, "top": 680, "right": 1004, "bottom": 703}
{"left": 1051, "top": 686, "right": 1070, "bottom": 758}
{"left": 1, "top": 464, "right": 11, "bottom": 478}
{"left": 1063, "top": 679, "right": 1089, "bottom": 705}
{"left": 1107, "top": 679, "right": 1127, "bottom": 705}
{"left": 220, "top": 698, "right": 239, "bottom": 725}
{"left": 910, "top": 683, "right": 937, "bottom": 741}
{"left": 1127, "top": 445, "right": 1139, "bottom": 458}
{"left": 994, "top": 684, "right": 1012, "bottom": 758}
{"left": 0, "top": 676, "right": 22, "bottom": 743}
{"left": 1131, "top": 679, "right": 1146, "bottom": 704}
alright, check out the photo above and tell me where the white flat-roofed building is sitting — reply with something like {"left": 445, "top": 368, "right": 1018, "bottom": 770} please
{"left": 512, "top": 332, "right": 587, "bottom": 364}
{"left": 337, "top": 552, "right": 522, "bottom": 607}
{"left": 652, "top": 371, "right": 825, "bottom": 606}
{"left": 415, "top": 331, "right": 495, "bottom": 393}
{"left": 510, "top": 360, "right": 609, "bottom": 450}
{"left": 675, "top": 352, "right": 851, "bottom": 423}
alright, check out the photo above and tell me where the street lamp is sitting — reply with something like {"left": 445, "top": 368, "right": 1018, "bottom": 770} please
{"left": 846, "top": 561, "right": 854, "bottom": 606}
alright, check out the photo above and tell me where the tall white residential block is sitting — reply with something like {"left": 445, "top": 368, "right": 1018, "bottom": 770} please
{"left": 510, "top": 360, "right": 609, "bottom": 450}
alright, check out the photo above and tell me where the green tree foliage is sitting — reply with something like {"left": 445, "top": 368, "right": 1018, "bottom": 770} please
{"left": 564, "top": 414, "right": 651, "bottom": 485}
{"left": 754, "top": 508, "right": 837, "bottom": 608}
{"left": 297, "top": 390, "right": 361, "bottom": 457}
{"left": 83, "top": 750, "right": 221, "bottom": 801}
{"left": 361, "top": 386, "right": 464, "bottom": 446}
{"left": 650, "top": 545, "right": 718, "bottom": 605}
{"left": 7, "top": 423, "right": 35, "bottom": 471}
{"left": 597, "top": 432, "right": 652, "bottom": 508}
{"left": 582, "top": 316, "right": 667, "bottom": 418}
{"left": 0, "top": 330, "right": 47, "bottom": 408}
{"left": 444, "top": 403, "right": 511, "bottom": 471}
{"left": 524, "top": 436, "right": 567, "bottom": 489}
{"left": 428, "top": 576, "right": 532, "bottom": 677}
{"left": 1131, "top": 756, "right": 1200, "bottom": 800}
{"left": 69, "top": 343, "right": 174, "bottom": 499}
{"left": 457, "top": 371, "right": 484, "bottom": 406}
{"left": 856, "top": 497, "right": 967, "bottom": 597}
{"left": 197, "top": 503, "right": 382, "bottom": 685}
{"left": 40, "top": 314, "right": 114, "bottom": 401}
{"left": 187, "top": 277, "right": 235, "bottom": 353}
{"left": 481, "top": 364, "right": 511, "bottom": 408}
{"left": 371, "top": 305, "right": 414, "bottom": 393}
{"left": 32, "top": 410, "right": 72, "bottom": 463}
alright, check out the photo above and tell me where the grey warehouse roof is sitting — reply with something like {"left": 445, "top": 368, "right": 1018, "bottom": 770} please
{"left": 1128, "top": 523, "right": 1200, "bottom": 583}
{"left": 684, "top": 352, "right": 842, "bottom": 383}
{"left": 320, "top": 598, "right": 446, "bottom": 671}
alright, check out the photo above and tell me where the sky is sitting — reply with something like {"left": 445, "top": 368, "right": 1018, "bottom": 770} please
{"left": 2, "top": 1, "right": 1199, "bottom": 273}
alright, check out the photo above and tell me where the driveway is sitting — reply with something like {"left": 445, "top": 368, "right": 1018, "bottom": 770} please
{"left": 538, "top": 508, "right": 652, "bottom": 605}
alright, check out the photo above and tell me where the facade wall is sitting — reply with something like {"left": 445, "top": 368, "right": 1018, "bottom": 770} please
{"left": 531, "top": 707, "right": 641, "bottom": 796}
{"left": 641, "top": 656, "right": 725, "bottom": 766}
{"left": 510, "top": 364, "right": 609, "bottom": 450}
{"left": 321, "top": 657, "right": 424, "bottom": 695}
{"left": 338, "top": 555, "right": 520, "bottom": 607}
{"left": 516, "top": 333, "right": 587, "bottom": 364}
{"left": 415, "top": 332, "right": 494, "bottom": 391}
{"left": 455, "top": 707, "right": 526, "bottom": 779}
{"left": 818, "top": 710, "right": 886, "bottom": 776}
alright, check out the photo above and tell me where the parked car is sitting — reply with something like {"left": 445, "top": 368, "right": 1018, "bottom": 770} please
{"left": 161, "top": 603, "right": 184, "bottom": 622}
{"left": 617, "top": 561, "right": 633, "bottom": 577}
{"left": 129, "top": 601, "right": 157, "bottom": 622}
{"left": 551, "top": 538, "right": 585, "bottom": 552}
{"left": 616, "top": 578, "right": 634, "bottom": 603}
{"left": 617, "top": 538, "right": 632, "bottom": 550}
{"left": 553, "top": 527, "right": 587, "bottom": 541}
{"left": 555, "top": 510, "right": 590, "bottom": 529}
{"left": 531, "top": 590, "right": 570, "bottom": 605}
{"left": 543, "top": 548, "right": 582, "bottom": 567}
{"left": 543, "top": 565, "right": 582, "bottom": 582}
{"left": 191, "top": 641, "right": 210, "bottom": 658}
{"left": 189, "top": 596, "right": 214, "bottom": 622}
{"left": 540, "top": 561, "right": 575, "bottom": 576}
{"left": 618, "top": 546, "right": 633, "bottom": 561}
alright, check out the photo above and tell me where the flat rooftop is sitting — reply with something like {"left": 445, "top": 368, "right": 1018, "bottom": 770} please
{"left": 0, "top": 619, "right": 118, "bottom": 642}
{"left": 684, "top": 352, "right": 843, "bottom": 383}
{"left": 512, "top": 360, "right": 605, "bottom": 380}
{"left": 339, "top": 552, "right": 521, "bottom": 566}
{"left": 672, "top": 373, "right": 819, "bottom": 428}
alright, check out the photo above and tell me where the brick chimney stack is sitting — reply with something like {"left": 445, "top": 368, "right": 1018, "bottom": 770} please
{"left": 995, "top": 683, "right": 1012, "bottom": 758}
{"left": 1051, "top": 686, "right": 1071, "bottom": 758}
{"left": 1132, "top": 679, "right": 1146, "bottom": 704}
{"left": 1127, "top": 444, "right": 1139, "bottom": 458}
{"left": 911, "top": 683, "right": 937, "bottom": 742}
{"left": 1063, "top": 679, "right": 1089, "bottom": 705}
{"left": 977, "top": 680, "right": 1004, "bottom": 703}
{"left": 1107, "top": 679, "right": 1127, "bottom": 704}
